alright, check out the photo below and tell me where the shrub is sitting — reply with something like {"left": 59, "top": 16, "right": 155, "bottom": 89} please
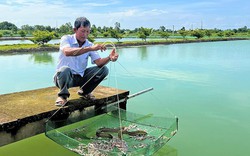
{"left": 30, "top": 30, "right": 55, "bottom": 45}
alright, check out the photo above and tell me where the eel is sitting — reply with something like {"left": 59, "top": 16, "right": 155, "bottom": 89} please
{"left": 96, "top": 127, "right": 147, "bottom": 139}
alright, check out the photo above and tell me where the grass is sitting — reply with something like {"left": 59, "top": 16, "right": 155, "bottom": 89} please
{"left": 0, "top": 44, "right": 58, "bottom": 53}
{"left": 0, "top": 44, "right": 40, "bottom": 50}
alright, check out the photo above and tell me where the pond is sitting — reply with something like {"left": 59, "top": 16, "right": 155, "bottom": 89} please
{"left": 0, "top": 40, "right": 250, "bottom": 156}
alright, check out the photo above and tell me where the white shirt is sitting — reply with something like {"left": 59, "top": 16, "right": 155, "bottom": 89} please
{"left": 56, "top": 34, "right": 100, "bottom": 77}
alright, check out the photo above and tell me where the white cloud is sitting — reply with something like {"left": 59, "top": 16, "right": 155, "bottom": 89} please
{"left": 108, "top": 9, "right": 138, "bottom": 17}
{"left": 84, "top": 3, "right": 110, "bottom": 7}
{"left": 0, "top": 0, "right": 249, "bottom": 29}
{"left": 1, "top": 1, "right": 73, "bottom": 27}
{"left": 150, "top": 9, "right": 168, "bottom": 15}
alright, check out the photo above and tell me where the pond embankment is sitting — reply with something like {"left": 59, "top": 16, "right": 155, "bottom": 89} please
{"left": 0, "top": 37, "right": 249, "bottom": 54}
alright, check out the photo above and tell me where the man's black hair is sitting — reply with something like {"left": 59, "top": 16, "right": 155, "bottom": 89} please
{"left": 74, "top": 17, "right": 91, "bottom": 29}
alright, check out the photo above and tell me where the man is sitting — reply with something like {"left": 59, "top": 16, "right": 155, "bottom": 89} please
{"left": 54, "top": 17, "right": 118, "bottom": 106}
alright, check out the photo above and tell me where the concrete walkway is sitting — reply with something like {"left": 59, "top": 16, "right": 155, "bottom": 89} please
{"left": 0, "top": 86, "right": 129, "bottom": 146}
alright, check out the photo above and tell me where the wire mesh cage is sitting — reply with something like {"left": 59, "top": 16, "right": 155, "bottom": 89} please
{"left": 45, "top": 105, "right": 178, "bottom": 156}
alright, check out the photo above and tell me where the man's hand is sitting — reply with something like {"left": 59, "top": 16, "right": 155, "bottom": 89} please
{"left": 91, "top": 44, "right": 106, "bottom": 51}
{"left": 109, "top": 49, "right": 119, "bottom": 62}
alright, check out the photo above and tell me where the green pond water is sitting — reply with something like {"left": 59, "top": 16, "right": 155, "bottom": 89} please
{"left": 1, "top": 40, "right": 250, "bottom": 156}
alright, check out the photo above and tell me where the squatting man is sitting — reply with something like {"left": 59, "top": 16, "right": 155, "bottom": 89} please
{"left": 54, "top": 16, "right": 119, "bottom": 106}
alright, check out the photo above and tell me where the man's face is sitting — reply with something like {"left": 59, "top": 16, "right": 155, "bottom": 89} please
{"left": 75, "top": 26, "right": 90, "bottom": 42}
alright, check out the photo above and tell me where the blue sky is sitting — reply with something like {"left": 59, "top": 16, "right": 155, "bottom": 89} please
{"left": 0, "top": 0, "right": 249, "bottom": 30}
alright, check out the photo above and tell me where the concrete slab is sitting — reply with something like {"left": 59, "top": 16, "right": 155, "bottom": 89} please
{"left": 0, "top": 86, "right": 129, "bottom": 131}
{"left": 0, "top": 86, "right": 129, "bottom": 146}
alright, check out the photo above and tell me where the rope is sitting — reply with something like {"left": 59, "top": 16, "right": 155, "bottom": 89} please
{"left": 116, "top": 61, "right": 176, "bottom": 117}
{"left": 47, "top": 40, "right": 176, "bottom": 130}
{"left": 113, "top": 62, "right": 124, "bottom": 141}
{"left": 79, "top": 40, "right": 116, "bottom": 90}
{"left": 79, "top": 64, "right": 107, "bottom": 90}
{"left": 101, "top": 41, "right": 124, "bottom": 141}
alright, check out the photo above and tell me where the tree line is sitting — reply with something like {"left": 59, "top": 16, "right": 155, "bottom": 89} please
{"left": 0, "top": 21, "right": 249, "bottom": 45}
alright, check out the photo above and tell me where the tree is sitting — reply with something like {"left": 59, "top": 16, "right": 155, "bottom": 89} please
{"left": 160, "top": 31, "right": 170, "bottom": 40}
{"left": 217, "top": 32, "right": 224, "bottom": 38}
{"left": 224, "top": 30, "right": 235, "bottom": 37}
{"left": 191, "top": 29, "right": 204, "bottom": 39}
{"left": 114, "top": 22, "right": 120, "bottom": 31}
{"left": 45, "top": 26, "right": 53, "bottom": 32}
{"left": 159, "top": 26, "right": 166, "bottom": 32}
{"left": 0, "top": 21, "right": 18, "bottom": 30}
{"left": 204, "top": 30, "right": 212, "bottom": 38}
{"left": 138, "top": 32, "right": 147, "bottom": 41}
{"left": 97, "top": 26, "right": 102, "bottom": 33}
{"left": 180, "top": 27, "right": 186, "bottom": 31}
{"left": 102, "top": 26, "right": 108, "bottom": 33}
{"left": 11, "top": 27, "right": 18, "bottom": 34}
{"left": 137, "top": 27, "right": 152, "bottom": 41}
{"left": 34, "top": 25, "right": 46, "bottom": 31}
{"left": 179, "top": 30, "right": 188, "bottom": 39}
{"left": 110, "top": 29, "right": 123, "bottom": 42}
{"left": 58, "top": 22, "right": 73, "bottom": 34}
{"left": 90, "top": 24, "right": 98, "bottom": 38}
{"left": 103, "top": 32, "right": 109, "bottom": 37}
{"left": 18, "top": 30, "right": 26, "bottom": 38}
{"left": 30, "top": 30, "right": 55, "bottom": 45}
{"left": 238, "top": 26, "right": 248, "bottom": 33}
{"left": 2, "top": 30, "right": 11, "bottom": 36}
{"left": 21, "top": 24, "right": 34, "bottom": 35}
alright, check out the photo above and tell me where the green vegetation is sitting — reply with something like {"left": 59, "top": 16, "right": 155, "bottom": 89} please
{"left": 0, "top": 44, "right": 40, "bottom": 50}
{"left": 109, "top": 22, "right": 123, "bottom": 42}
{"left": 138, "top": 27, "right": 152, "bottom": 41}
{"left": 30, "top": 30, "right": 56, "bottom": 45}
{"left": 0, "top": 44, "right": 58, "bottom": 53}
{"left": 160, "top": 31, "right": 171, "bottom": 40}
{"left": 1, "top": 21, "right": 250, "bottom": 41}
{"left": 191, "top": 29, "right": 204, "bottom": 39}
{"left": 18, "top": 30, "right": 26, "bottom": 38}
{"left": 0, "top": 20, "right": 249, "bottom": 53}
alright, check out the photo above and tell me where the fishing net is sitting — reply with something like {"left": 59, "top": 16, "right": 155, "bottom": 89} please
{"left": 45, "top": 105, "right": 178, "bottom": 156}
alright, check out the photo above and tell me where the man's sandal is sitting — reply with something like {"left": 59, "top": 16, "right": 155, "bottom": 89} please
{"left": 77, "top": 90, "right": 96, "bottom": 101}
{"left": 81, "top": 93, "right": 96, "bottom": 101}
{"left": 55, "top": 97, "right": 68, "bottom": 106}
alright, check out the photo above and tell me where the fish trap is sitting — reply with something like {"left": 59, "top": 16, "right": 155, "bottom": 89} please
{"left": 45, "top": 106, "right": 178, "bottom": 156}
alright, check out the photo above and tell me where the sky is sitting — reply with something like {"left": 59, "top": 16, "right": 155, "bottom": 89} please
{"left": 0, "top": 0, "right": 249, "bottom": 30}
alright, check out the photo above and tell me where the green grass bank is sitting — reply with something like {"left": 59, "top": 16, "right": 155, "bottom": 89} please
{"left": 0, "top": 37, "right": 249, "bottom": 54}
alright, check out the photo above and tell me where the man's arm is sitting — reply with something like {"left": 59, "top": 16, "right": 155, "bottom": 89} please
{"left": 62, "top": 44, "right": 106, "bottom": 56}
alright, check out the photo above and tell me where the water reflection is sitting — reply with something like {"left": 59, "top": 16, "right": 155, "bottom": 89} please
{"left": 28, "top": 52, "right": 54, "bottom": 64}
{"left": 153, "top": 145, "right": 178, "bottom": 156}
{"left": 137, "top": 46, "right": 148, "bottom": 60}
{"left": 0, "top": 39, "right": 33, "bottom": 45}
{"left": 129, "top": 68, "right": 212, "bottom": 86}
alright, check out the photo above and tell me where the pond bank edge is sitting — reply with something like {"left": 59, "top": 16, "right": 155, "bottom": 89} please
{"left": 0, "top": 37, "right": 249, "bottom": 54}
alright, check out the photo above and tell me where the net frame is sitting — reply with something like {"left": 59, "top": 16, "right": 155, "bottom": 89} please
{"left": 45, "top": 105, "right": 178, "bottom": 156}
